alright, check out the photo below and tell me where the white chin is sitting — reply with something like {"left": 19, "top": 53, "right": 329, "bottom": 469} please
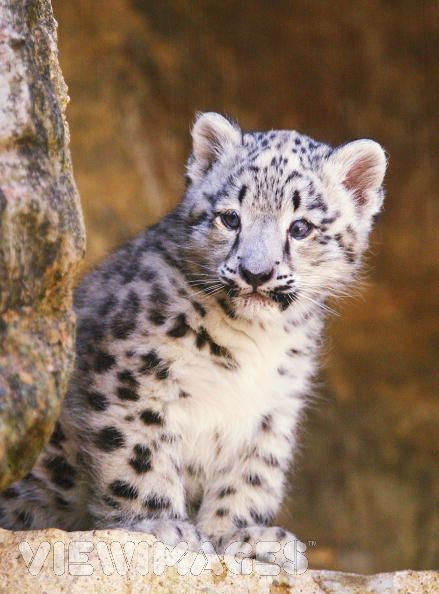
{"left": 233, "top": 294, "right": 277, "bottom": 319}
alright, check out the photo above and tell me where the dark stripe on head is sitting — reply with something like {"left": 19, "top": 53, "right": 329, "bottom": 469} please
{"left": 189, "top": 211, "right": 209, "bottom": 227}
{"left": 285, "top": 171, "right": 302, "bottom": 184}
{"left": 238, "top": 185, "right": 247, "bottom": 203}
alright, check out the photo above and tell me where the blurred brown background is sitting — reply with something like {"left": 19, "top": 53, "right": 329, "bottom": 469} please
{"left": 52, "top": 0, "right": 438, "bottom": 573}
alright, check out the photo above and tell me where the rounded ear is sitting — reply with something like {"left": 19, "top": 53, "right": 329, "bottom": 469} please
{"left": 188, "top": 112, "right": 242, "bottom": 182}
{"left": 328, "top": 139, "right": 388, "bottom": 215}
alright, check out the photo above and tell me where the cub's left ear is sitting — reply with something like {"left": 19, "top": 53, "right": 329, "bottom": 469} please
{"left": 187, "top": 112, "right": 242, "bottom": 183}
{"left": 328, "top": 139, "right": 388, "bottom": 216}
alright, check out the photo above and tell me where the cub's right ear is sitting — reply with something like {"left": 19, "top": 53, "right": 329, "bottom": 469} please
{"left": 187, "top": 112, "right": 241, "bottom": 183}
{"left": 327, "top": 139, "right": 387, "bottom": 219}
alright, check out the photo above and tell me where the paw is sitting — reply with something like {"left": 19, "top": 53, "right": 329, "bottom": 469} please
{"left": 218, "top": 526, "right": 308, "bottom": 574}
{"left": 143, "top": 519, "right": 206, "bottom": 552}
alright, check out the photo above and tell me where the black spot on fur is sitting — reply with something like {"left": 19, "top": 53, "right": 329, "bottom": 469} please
{"left": 196, "top": 327, "right": 209, "bottom": 349}
{"left": 148, "top": 284, "right": 169, "bottom": 326}
{"left": 209, "top": 341, "right": 233, "bottom": 360}
{"left": 45, "top": 456, "right": 76, "bottom": 489}
{"left": 49, "top": 422, "right": 65, "bottom": 447}
{"left": 98, "top": 294, "right": 118, "bottom": 317}
{"left": 130, "top": 444, "right": 152, "bottom": 474}
{"left": 140, "top": 409, "right": 164, "bottom": 426}
{"left": 288, "top": 348, "right": 301, "bottom": 356}
{"left": 94, "top": 350, "right": 116, "bottom": 373}
{"left": 116, "top": 386, "right": 139, "bottom": 401}
{"left": 175, "top": 525, "right": 184, "bottom": 538}
{"left": 117, "top": 369, "right": 139, "bottom": 388}
{"left": 2, "top": 486, "right": 19, "bottom": 499}
{"left": 15, "top": 510, "right": 33, "bottom": 529}
{"left": 191, "top": 301, "right": 206, "bottom": 317}
{"left": 86, "top": 390, "right": 109, "bottom": 411}
{"left": 292, "top": 190, "right": 301, "bottom": 211}
{"left": 167, "top": 313, "right": 189, "bottom": 338}
{"left": 77, "top": 317, "right": 105, "bottom": 345}
{"left": 238, "top": 185, "right": 248, "bottom": 203}
{"left": 250, "top": 509, "right": 272, "bottom": 526}
{"left": 190, "top": 211, "right": 209, "bottom": 227}
{"left": 55, "top": 495, "right": 69, "bottom": 508}
{"left": 139, "top": 350, "right": 161, "bottom": 375}
{"left": 110, "top": 480, "right": 138, "bottom": 500}
{"left": 103, "top": 495, "right": 121, "bottom": 509}
{"left": 219, "top": 486, "right": 236, "bottom": 498}
{"left": 285, "top": 171, "right": 302, "bottom": 184}
{"left": 270, "top": 290, "right": 296, "bottom": 311}
{"left": 261, "top": 414, "right": 272, "bottom": 431}
{"left": 179, "top": 390, "right": 191, "bottom": 399}
{"left": 195, "top": 327, "right": 234, "bottom": 363}
{"left": 246, "top": 474, "right": 262, "bottom": 486}
{"left": 148, "top": 309, "right": 166, "bottom": 326}
{"left": 217, "top": 297, "right": 236, "bottom": 319}
{"left": 321, "top": 216, "right": 337, "bottom": 225}
{"left": 216, "top": 508, "right": 229, "bottom": 517}
{"left": 121, "top": 257, "right": 139, "bottom": 285}
{"left": 189, "top": 495, "right": 203, "bottom": 515}
{"left": 95, "top": 427, "right": 125, "bottom": 451}
{"left": 155, "top": 365, "right": 169, "bottom": 380}
{"left": 276, "top": 528, "right": 287, "bottom": 540}
{"left": 308, "top": 194, "right": 328, "bottom": 212}
{"left": 334, "top": 233, "right": 356, "bottom": 263}
{"left": 139, "top": 267, "right": 157, "bottom": 282}
{"left": 233, "top": 516, "right": 248, "bottom": 529}
{"left": 160, "top": 432, "right": 178, "bottom": 444}
{"left": 111, "top": 290, "right": 140, "bottom": 339}
{"left": 144, "top": 494, "right": 171, "bottom": 513}
{"left": 186, "top": 464, "right": 198, "bottom": 477}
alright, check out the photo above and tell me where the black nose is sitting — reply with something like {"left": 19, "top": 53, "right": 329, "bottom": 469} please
{"left": 239, "top": 264, "right": 274, "bottom": 290}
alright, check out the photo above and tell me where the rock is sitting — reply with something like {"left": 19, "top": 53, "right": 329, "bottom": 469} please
{"left": 0, "top": 528, "right": 437, "bottom": 593}
{"left": 0, "top": 0, "right": 85, "bottom": 489}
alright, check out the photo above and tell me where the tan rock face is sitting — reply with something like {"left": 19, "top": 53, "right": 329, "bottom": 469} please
{"left": 0, "top": 0, "right": 85, "bottom": 489}
{"left": 0, "top": 528, "right": 437, "bottom": 594}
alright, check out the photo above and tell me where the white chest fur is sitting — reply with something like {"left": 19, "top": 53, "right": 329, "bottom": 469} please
{"left": 166, "top": 309, "right": 319, "bottom": 472}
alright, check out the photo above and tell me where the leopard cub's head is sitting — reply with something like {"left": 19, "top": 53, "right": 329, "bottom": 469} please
{"left": 182, "top": 112, "right": 387, "bottom": 320}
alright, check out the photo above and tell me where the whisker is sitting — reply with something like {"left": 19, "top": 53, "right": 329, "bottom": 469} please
{"left": 300, "top": 293, "right": 339, "bottom": 317}
{"left": 188, "top": 284, "right": 225, "bottom": 298}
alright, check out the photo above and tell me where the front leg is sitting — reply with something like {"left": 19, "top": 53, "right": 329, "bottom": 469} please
{"left": 84, "top": 401, "right": 203, "bottom": 550}
{"left": 196, "top": 410, "right": 305, "bottom": 571}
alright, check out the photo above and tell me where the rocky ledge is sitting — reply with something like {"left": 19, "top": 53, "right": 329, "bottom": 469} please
{"left": 0, "top": 528, "right": 437, "bottom": 593}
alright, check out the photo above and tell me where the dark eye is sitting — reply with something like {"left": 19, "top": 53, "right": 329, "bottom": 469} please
{"left": 220, "top": 210, "right": 240, "bottom": 230}
{"left": 289, "top": 219, "right": 313, "bottom": 240}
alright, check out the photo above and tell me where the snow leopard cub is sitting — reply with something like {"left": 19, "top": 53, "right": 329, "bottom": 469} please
{"left": 0, "top": 113, "right": 386, "bottom": 567}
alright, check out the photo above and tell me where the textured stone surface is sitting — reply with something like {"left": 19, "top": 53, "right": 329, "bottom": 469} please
{"left": 50, "top": 0, "right": 438, "bottom": 573}
{"left": 0, "top": 0, "right": 85, "bottom": 489}
{"left": 0, "top": 528, "right": 437, "bottom": 593}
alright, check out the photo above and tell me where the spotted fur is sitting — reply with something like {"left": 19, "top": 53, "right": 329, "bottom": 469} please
{"left": 0, "top": 113, "right": 386, "bottom": 565}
